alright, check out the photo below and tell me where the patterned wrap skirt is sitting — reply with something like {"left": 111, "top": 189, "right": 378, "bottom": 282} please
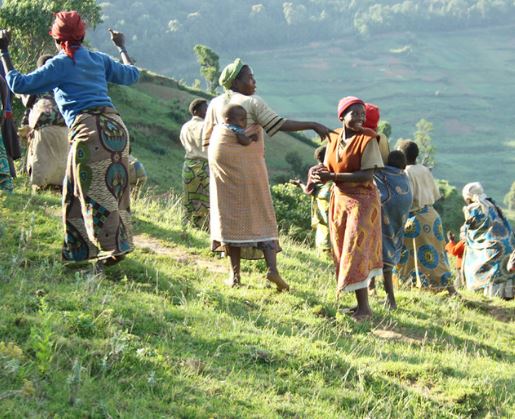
{"left": 462, "top": 201, "right": 514, "bottom": 299}
{"left": 0, "top": 133, "right": 13, "bottom": 192}
{"left": 395, "top": 205, "right": 452, "bottom": 290}
{"left": 329, "top": 182, "right": 383, "bottom": 294}
{"left": 62, "top": 107, "right": 133, "bottom": 262}
{"left": 182, "top": 157, "right": 210, "bottom": 229}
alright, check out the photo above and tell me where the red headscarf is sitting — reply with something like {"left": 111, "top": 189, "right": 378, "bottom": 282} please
{"left": 337, "top": 96, "right": 364, "bottom": 120}
{"left": 49, "top": 11, "right": 86, "bottom": 62}
{"left": 363, "top": 103, "right": 380, "bottom": 131}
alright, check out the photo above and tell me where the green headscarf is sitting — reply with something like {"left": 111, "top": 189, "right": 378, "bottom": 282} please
{"left": 219, "top": 58, "right": 244, "bottom": 90}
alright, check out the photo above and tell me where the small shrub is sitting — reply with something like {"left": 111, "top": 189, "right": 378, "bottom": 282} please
{"left": 271, "top": 183, "right": 313, "bottom": 243}
{"left": 435, "top": 179, "right": 464, "bottom": 234}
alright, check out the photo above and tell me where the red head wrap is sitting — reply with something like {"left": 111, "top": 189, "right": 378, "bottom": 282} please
{"left": 363, "top": 103, "right": 380, "bottom": 131}
{"left": 49, "top": 11, "right": 86, "bottom": 62}
{"left": 337, "top": 96, "right": 364, "bottom": 120}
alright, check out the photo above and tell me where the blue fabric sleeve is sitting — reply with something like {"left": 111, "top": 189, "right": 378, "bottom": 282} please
{"left": 101, "top": 53, "right": 140, "bottom": 85}
{"left": 6, "top": 58, "right": 63, "bottom": 95}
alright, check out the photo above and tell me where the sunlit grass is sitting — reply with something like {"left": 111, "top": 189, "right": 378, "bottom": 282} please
{"left": 0, "top": 183, "right": 513, "bottom": 417}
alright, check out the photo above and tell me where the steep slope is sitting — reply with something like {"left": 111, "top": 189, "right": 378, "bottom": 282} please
{"left": 0, "top": 185, "right": 513, "bottom": 417}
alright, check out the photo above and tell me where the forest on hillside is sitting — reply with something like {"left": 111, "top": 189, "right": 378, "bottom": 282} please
{"left": 88, "top": 0, "right": 515, "bottom": 75}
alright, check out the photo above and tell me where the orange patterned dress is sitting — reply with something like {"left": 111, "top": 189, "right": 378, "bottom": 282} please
{"left": 325, "top": 129, "right": 384, "bottom": 294}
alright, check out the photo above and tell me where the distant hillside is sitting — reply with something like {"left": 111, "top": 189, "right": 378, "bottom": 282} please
{"left": 89, "top": 0, "right": 515, "bottom": 79}
{"left": 109, "top": 71, "right": 318, "bottom": 193}
{"left": 243, "top": 25, "right": 515, "bottom": 202}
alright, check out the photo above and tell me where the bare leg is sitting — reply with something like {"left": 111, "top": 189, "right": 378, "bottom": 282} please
{"left": 447, "top": 284, "right": 458, "bottom": 296}
{"left": 225, "top": 246, "right": 241, "bottom": 287}
{"left": 368, "top": 276, "right": 377, "bottom": 296}
{"left": 353, "top": 287, "right": 372, "bottom": 319}
{"left": 262, "top": 247, "right": 289, "bottom": 291}
{"left": 383, "top": 268, "right": 397, "bottom": 310}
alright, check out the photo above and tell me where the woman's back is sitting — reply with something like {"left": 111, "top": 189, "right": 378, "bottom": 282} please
{"left": 7, "top": 48, "right": 139, "bottom": 126}
{"left": 405, "top": 163, "right": 440, "bottom": 210}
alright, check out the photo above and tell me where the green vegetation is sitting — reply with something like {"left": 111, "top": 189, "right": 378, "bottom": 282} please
{"left": 193, "top": 44, "right": 221, "bottom": 95}
{"left": 245, "top": 25, "right": 515, "bottom": 201}
{"left": 0, "top": 0, "right": 101, "bottom": 73}
{"left": 87, "top": 1, "right": 515, "bottom": 74}
{"left": 1, "top": 182, "right": 514, "bottom": 417}
{"left": 504, "top": 181, "right": 515, "bottom": 211}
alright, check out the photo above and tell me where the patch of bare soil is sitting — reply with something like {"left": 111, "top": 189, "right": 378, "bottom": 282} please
{"left": 133, "top": 234, "right": 226, "bottom": 274}
{"left": 372, "top": 329, "right": 422, "bottom": 345}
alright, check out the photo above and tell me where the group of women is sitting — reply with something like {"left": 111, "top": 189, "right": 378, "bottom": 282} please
{"left": 0, "top": 11, "right": 512, "bottom": 318}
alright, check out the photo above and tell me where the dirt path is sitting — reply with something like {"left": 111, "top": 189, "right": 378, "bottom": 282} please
{"left": 133, "top": 234, "right": 227, "bottom": 274}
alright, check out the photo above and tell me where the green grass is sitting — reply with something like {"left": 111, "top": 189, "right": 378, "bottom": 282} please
{"left": 1, "top": 181, "right": 514, "bottom": 417}
{"left": 238, "top": 25, "right": 515, "bottom": 201}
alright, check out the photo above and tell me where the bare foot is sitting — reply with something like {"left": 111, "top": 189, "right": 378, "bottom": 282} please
{"left": 352, "top": 310, "right": 372, "bottom": 322}
{"left": 266, "top": 271, "right": 289, "bottom": 292}
{"left": 224, "top": 273, "right": 241, "bottom": 288}
{"left": 384, "top": 299, "right": 397, "bottom": 311}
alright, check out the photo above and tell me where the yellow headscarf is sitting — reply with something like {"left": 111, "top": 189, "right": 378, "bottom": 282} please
{"left": 219, "top": 58, "right": 244, "bottom": 90}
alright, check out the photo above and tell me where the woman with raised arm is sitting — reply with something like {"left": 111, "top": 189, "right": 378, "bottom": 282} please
{"left": 203, "top": 58, "right": 332, "bottom": 290}
{"left": 0, "top": 11, "right": 139, "bottom": 267}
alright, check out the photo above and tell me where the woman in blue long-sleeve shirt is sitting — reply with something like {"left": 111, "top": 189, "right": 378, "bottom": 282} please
{"left": 0, "top": 11, "right": 139, "bottom": 266}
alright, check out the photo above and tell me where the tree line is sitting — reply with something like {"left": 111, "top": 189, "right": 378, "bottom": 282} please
{"left": 84, "top": 0, "right": 515, "bottom": 77}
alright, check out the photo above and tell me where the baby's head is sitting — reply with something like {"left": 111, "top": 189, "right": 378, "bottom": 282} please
{"left": 387, "top": 150, "right": 407, "bottom": 170}
{"left": 223, "top": 104, "right": 247, "bottom": 128}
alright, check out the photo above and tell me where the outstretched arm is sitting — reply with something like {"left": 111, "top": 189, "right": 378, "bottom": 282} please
{"left": 279, "top": 120, "right": 333, "bottom": 141}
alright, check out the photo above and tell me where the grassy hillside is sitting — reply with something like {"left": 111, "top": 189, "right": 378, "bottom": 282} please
{"left": 110, "top": 71, "right": 318, "bottom": 193}
{"left": 0, "top": 183, "right": 514, "bottom": 417}
{"left": 240, "top": 25, "right": 515, "bottom": 201}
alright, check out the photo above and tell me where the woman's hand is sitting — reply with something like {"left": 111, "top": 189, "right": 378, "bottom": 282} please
{"left": 108, "top": 28, "right": 125, "bottom": 48}
{"left": 0, "top": 30, "right": 10, "bottom": 50}
{"left": 312, "top": 122, "right": 334, "bottom": 141}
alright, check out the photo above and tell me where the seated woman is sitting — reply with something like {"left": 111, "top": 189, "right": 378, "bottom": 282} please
{"left": 395, "top": 140, "right": 455, "bottom": 293}
{"left": 461, "top": 182, "right": 514, "bottom": 299}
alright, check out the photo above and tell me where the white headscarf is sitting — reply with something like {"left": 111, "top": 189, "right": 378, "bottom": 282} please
{"left": 462, "top": 182, "right": 486, "bottom": 202}
{"left": 462, "top": 182, "right": 491, "bottom": 216}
